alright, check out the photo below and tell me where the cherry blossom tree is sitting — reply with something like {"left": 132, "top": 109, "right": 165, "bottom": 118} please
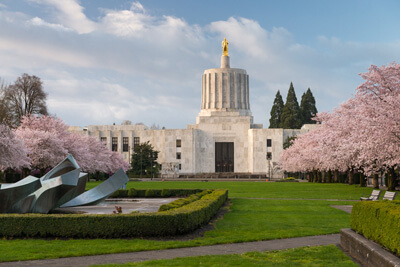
{"left": 0, "top": 124, "right": 30, "bottom": 171}
{"left": 280, "top": 62, "right": 400, "bottom": 190}
{"left": 16, "top": 115, "right": 129, "bottom": 174}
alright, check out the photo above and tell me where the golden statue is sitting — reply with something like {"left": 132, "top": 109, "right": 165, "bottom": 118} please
{"left": 222, "top": 38, "right": 228, "bottom": 56}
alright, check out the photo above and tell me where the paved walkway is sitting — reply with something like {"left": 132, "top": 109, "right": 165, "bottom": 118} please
{"left": 234, "top": 197, "right": 358, "bottom": 202}
{"left": 331, "top": 205, "right": 353, "bottom": 214}
{"left": 0, "top": 234, "right": 340, "bottom": 267}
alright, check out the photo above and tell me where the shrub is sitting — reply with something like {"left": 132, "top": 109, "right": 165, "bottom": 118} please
{"left": 351, "top": 200, "right": 400, "bottom": 256}
{"left": 110, "top": 189, "right": 129, "bottom": 198}
{"left": 0, "top": 189, "right": 228, "bottom": 238}
{"left": 110, "top": 188, "right": 203, "bottom": 198}
{"left": 145, "top": 189, "right": 160, "bottom": 197}
{"left": 159, "top": 190, "right": 212, "bottom": 211}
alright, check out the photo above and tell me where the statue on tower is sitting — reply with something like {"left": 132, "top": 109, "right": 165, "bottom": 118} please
{"left": 222, "top": 38, "right": 229, "bottom": 56}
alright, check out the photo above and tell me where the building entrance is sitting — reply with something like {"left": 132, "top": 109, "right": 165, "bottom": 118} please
{"left": 215, "top": 142, "right": 234, "bottom": 172}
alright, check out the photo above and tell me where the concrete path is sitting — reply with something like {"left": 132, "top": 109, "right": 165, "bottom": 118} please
{"left": 234, "top": 197, "right": 358, "bottom": 202}
{"left": 331, "top": 205, "right": 353, "bottom": 214}
{"left": 0, "top": 234, "right": 340, "bottom": 267}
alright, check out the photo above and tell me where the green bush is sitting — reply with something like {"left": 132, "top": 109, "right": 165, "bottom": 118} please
{"left": 110, "top": 189, "right": 129, "bottom": 198}
{"left": 159, "top": 190, "right": 212, "bottom": 211}
{"left": 145, "top": 189, "right": 160, "bottom": 197}
{"left": 0, "top": 189, "right": 228, "bottom": 238}
{"left": 276, "top": 178, "right": 298, "bottom": 183}
{"left": 351, "top": 200, "right": 400, "bottom": 256}
{"left": 110, "top": 188, "right": 203, "bottom": 198}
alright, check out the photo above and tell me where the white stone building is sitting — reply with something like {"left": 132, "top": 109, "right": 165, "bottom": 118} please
{"left": 70, "top": 42, "right": 317, "bottom": 178}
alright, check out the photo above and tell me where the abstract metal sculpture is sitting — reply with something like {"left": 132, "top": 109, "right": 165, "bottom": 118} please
{"left": 0, "top": 155, "right": 129, "bottom": 214}
{"left": 0, "top": 176, "right": 41, "bottom": 213}
{"left": 61, "top": 168, "right": 129, "bottom": 207}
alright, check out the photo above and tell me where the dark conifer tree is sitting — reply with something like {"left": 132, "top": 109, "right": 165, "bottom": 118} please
{"left": 300, "top": 88, "right": 318, "bottom": 124}
{"left": 280, "top": 82, "right": 302, "bottom": 129}
{"left": 269, "top": 90, "right": 284, "bottom": 128}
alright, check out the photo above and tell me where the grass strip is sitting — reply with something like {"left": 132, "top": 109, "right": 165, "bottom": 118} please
{"left": 94, "top": 245, "right": 358, "bottom": 267}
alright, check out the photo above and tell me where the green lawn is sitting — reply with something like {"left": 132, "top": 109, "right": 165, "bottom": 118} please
{"left": 96, "top": 245, "right": 357, "bottom": 267}
{"left": 0, "top": 182, "right": 362, "bottom": 262}
{"left": 87, "top": 180, "right": 373, "bottom": 199}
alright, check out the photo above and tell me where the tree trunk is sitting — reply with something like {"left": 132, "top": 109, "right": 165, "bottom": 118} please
{"left": 313, "top": 170, "right": 318, "bottom": 182}
{"left": 334, "top": 170, "right": 339, "bottom": 183}
{"left": 317, "top": 171, "right": 322, "bottom": 183}
{"left": 359, "top": 172, "right": 366, "bottom": 187}
{"left": 388, "top": 168, "right": 396, "bottom": 191}
{"left": 372, "top": 174, "right": 379, "bottom": 189}
{"left": 348, "top": 171, "right": 354, "bottom": 185}
{"left": 308, "top": 172, "right": 313, "bottom": 182}
{"left": 327, "top": 170, "right": 332, "bottom": 183}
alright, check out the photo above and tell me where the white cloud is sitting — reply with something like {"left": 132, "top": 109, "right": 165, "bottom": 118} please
{"left": 28, "top": 0, "right": 97, "bottom": 34}
{"left": 27, "top": 17, "right": 72, "bottom": 31}
{"left": 130, "top": 2, "right": 145, "bottom": 13}
{"left": 101, "top": 8, "right": 153, "bottom": 37}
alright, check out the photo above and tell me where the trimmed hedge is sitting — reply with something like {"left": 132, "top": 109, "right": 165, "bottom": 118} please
{"left": 159, "top": 190, "right": 213, "bottom": 211}
{"left": 110, "top": 188, "right": 203, "bottom": 198}
{"left": 0, "top": 189, "right": 228, "bottom": 238}
{"left": 351, "top": 200, "right": 400, "bottom": 256}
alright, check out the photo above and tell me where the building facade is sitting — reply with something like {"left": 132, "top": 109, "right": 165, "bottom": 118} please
{"left": 70, "top": 41, "right": 317, "bottom": 178}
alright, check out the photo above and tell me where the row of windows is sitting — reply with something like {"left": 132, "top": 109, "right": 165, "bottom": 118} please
{"left": 100, "top": 137, "right": 141, "bottom": 152}
{"left": 102, "top": 136, "right": 270, "bottom": 162}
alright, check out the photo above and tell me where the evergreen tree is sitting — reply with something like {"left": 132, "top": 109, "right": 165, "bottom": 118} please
{"left": 280, "top": 82, "right": 302, "bottom": 129}
{"left": 300, "top": 88, "right": 318, "bottom": 124}
{"left": 283, "top": 136, "right": 297, "bottom": 149}
{"left": 269, "top": 90, "right": 284, "bottom": 128}
{"left": 130, "top": 141, "right": 160, "bottom": 177}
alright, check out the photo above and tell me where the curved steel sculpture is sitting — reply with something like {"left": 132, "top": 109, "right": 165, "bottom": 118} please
{"left": 61, "top": 168, "right": 129, "bottom": 208}
{"left": 0, "top": 155, "right": 128, "bottom": 214}
{"left": 0, "top": 176, "right": 41, "bottom": 213}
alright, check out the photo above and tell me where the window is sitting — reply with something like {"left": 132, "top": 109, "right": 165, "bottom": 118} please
{"left": 267, "top": 139, "right": 272, "bottom": 147}
{"left": 176, "top": 152, "right": 181, "bottom": 160}
{"left": 266, "top": 152, "right": 272, "bottom": 160}
{"left": 123, "top": 137, "right": 129, "bottom": 152}
{"left": 176, "top": 139, "right": 181, "bottom": 147}
{"left": 100, "top": 137, "right": 107, "bottom": 144}
{"left": 134, "top": 137, "right": 140, "bottom": 149}
{"left": 112, "top": 137, "right": 118, "bottom": 152}
{"left": 179, "top": 164, "right": 182, "bottom": 170}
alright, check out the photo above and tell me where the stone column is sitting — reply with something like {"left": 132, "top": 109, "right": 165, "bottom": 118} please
{"left": 221, "top": 55, "right": 230, "bottom": 68}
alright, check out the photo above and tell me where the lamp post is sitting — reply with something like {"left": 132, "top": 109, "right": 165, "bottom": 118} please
{"left": 128, "top": 145, "right": 131, "bottom": 164}
{"left": 150, "top": 151, "right": 153, "bottom": 180}
{"left": 140, "top": 147, "right": 143, "bottom": 179}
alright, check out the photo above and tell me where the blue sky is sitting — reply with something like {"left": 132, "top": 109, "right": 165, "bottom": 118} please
{"left": 0, "top": 0, "right": 399, "bottom": 128}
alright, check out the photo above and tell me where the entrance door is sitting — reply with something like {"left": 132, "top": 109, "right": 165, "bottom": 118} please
{"left": 215, "top": 142, "right": 234, "bottom": 172}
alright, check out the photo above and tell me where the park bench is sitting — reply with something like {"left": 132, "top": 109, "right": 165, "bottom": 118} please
{"left": 382, "top": 191, "right": 397, "bottom": 201}
{"left": 360, "top": 189, "right": 381, "bottom": 201}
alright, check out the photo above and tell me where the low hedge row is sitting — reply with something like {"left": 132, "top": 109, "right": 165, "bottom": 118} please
{"left": 0, "top": 189, "right": 228, "bottom": 238}
{"left": 351, "top": 200, "right": 400, "bottom": 256}
{"left": 158, "top": 190, "right": 213, "bottom": 211}
{"left": 110, "top": 188, "right": 203, "bottom": 198}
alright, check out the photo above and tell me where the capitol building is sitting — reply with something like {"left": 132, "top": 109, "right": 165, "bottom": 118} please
{"left": 71, "top": 39, "right": 316, "bottom": 178}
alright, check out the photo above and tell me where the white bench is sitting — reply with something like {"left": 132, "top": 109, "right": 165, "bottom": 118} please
{"left": 382, "top": 191, "right": 397, "bottom": 201}
{"left": 360, "top": 189, "right": 381, "bottom": 201}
